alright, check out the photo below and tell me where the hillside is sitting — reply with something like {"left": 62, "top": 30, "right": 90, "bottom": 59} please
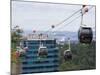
{"left": 58, "top": 41, "right": 96, "bottom": 71}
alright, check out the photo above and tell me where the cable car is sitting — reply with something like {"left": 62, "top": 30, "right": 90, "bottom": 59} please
{"left": 78, "top": 26, "right": 93, "bottom": 44}
{"left": 16, "top": 46, "right": 27, "bottom": 57}
{"left": 63, "top": 38, "right": 72, "bottom": 61}
{"left": 64, "top": 50, "right": 72, "bottom": 61}
{"left": 38, "top": 44, "right": 48, "bottom": 58}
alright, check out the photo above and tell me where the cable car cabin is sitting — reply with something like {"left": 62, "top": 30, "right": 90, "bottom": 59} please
{"left": 64, "top": 50, "right": 72, "bottom": 61}
{"left": 16, "top": 47, "right": 26, "bottom": 57}
{"left": 78, "top": 27, "right": 93, "bottom": 44}
{"left": 19, "top": 51, "right": 26, "bottom": 57}
{"left": 38, "top": 45, "right": 48, "bottom": 58}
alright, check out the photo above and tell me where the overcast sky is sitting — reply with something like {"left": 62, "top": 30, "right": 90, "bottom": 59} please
{"left": 12, "top": 1, "right": 96, "bottom": 32}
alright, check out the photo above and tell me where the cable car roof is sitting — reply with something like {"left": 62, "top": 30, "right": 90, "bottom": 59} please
{"left": 39, "top": 46, "right": 47, "bottom": 49}
{"left": 80, "top": 25, "right": 92, "bottom": 28}
{"left": 64, "top": 49, "right": 70, "bottom": 52}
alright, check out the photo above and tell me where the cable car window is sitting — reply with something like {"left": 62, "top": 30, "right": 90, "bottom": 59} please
{"left": 81, "top": 28, "right": 91, "bottom": 34}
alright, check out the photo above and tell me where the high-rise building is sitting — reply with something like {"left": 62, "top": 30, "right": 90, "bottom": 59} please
{"left": 20, "top": 34, "right": 59, "bottom": 74}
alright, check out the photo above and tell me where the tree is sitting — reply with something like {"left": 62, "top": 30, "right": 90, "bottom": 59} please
{"left": 11, "top": 25, "right": 23, "bottom": 49}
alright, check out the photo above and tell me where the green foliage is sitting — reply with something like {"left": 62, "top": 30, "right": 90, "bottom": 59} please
{"left": 59, "top": 41, "right": 96, "bottom": 71}
{"left": 11, "top": 26, "right": 23, "bottom": 50}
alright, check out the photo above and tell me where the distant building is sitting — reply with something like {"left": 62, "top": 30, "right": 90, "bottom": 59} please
{"left": 56, "top": 37, "right": 69, "bottom": 45}
{"left": 20, "top": 34, "right": 59, "bottom": 74}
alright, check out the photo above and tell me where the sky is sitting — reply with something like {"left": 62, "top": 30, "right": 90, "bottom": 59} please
{"left": 12, "top": 1, "right": 96, "bottom": 32}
